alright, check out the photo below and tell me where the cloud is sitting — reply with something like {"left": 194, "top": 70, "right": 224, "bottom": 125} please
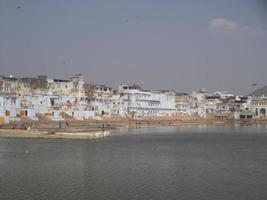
{"left": 209, "top": 18, "right": 239, "bottom": 32}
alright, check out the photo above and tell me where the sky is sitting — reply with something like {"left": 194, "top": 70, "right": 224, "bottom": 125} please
{"left": 0, "top": 0, "right": 267, "bottom": 95}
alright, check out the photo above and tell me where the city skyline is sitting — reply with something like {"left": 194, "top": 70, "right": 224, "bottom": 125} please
{"left": 1, "top": 0, "right": 267, "bottom": 94}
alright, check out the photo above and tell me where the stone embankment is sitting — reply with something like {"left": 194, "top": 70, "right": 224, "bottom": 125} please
{"left": 2, "top": 115, "right": 265, "bottom": 139}
{"left": 0, "top": 129, "right": 110, "bottom": 139}
{"left": 0, "top": 115, "right": 229, "bottom": 139}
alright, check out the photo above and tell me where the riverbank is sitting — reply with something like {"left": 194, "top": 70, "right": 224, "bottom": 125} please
{"left": 0, "top": 129, "right": 110, "bottom": 139}
{"left": 1, "top": 116, "right": 266, "bottom": 139}
{"left": 0, "top": 118, "right": 221, "bottom": 139}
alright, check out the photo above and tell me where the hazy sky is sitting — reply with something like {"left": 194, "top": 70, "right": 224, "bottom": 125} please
{"left": 0, "top": 0, "right": 267, "bottom": 94}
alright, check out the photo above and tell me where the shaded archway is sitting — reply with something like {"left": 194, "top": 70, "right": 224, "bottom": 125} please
{"left": 260, "top": 108, "right": 266, "bottom": 117}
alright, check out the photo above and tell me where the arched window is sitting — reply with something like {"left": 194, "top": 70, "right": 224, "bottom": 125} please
{"left": 260, "top": 108, "right": 266, "bottom": 117}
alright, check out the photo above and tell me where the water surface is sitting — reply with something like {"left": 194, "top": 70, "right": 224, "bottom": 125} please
{"left": 1, "top": 125, "right": 267, "bottom": 200}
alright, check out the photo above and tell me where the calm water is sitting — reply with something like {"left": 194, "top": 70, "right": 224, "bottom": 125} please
{"left": 1, "top": 124, "right": 267, "bottom": 200}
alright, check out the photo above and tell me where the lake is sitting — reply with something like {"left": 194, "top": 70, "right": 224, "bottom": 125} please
{"left": 1, "top": 124, "right": 267, "bottom": 200}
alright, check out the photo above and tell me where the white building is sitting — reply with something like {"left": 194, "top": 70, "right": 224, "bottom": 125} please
{"left": 0, "top": 93, "right": 21, "bottom": 124}
{"left": 27, "top": 95, "right": 64, "bottom": 121}
{"left": 111, "top": 94, "right": 128, "bottom": 116}
{"left": 214, "top": 91, "right": 234, "bottom": 99}
{"left": 120, "top": 87, "right": 176, "bottom": 118}
{"left": 88, "top": 85, "right": 113, "bottom": 116}
{"left": 251, "top": 97, "right": 267, "bottom": 118}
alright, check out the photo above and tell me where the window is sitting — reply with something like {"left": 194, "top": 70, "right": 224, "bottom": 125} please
{"left": 6, "top": 110, "right": 10, "bottom": 116}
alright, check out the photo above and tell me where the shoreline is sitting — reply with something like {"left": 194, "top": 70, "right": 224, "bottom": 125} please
{"left": 1, "top": 118, "right": 266, "bottom": 139}
{"left": 0, "top": 129, "right": 110, "bottom": 139}
{"left": 0, "top": 119, "right": 265, "bottom": 139}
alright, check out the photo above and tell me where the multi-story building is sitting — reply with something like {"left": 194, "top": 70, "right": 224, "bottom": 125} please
{"left": 175, "top": 93, "right": 189, "bottom": 113}
{"left": 120, "top": 87, "right": 176, "bottom": 118}
{"left": 111, "top": 94, "right": 128, "bottom": 116}
{"left": 251, "top": 97, "right": 267, "bottom": 118}
{"left": 47, "top": 74, "right": 85, "bottom": 97}
{"left": 0, "top": 93, "right": 21, "bottom": 124}
{"left": 88, "top": 85, "right": 113, "bottom": 116}
{"left": 0, "top": 75, "right": 48, "bottom": 96}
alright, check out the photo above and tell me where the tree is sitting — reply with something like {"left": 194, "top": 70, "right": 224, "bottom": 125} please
{"left": 130, "top": 111, "right": 136, "bottom": 119}
{"left": 83, "top": 83, "right": 95, "bottom": 100}
{"left": 132, "top": 84, "right": 143, "bottom": 90}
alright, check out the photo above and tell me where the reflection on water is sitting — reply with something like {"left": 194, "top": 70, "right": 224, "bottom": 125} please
{"left": 114, "top": 123, "right": 267, "bottom": 135}
{"left": 1, "top": 125, "right": 267, "bottom": 200}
